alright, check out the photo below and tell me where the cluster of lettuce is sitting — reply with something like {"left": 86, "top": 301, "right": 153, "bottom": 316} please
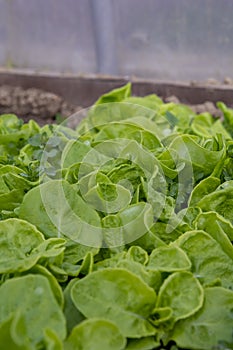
{"left": 0, "top": 83, "right": 233, "bottom": 349}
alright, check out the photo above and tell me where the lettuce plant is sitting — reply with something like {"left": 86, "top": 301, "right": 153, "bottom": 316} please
{"left": 0, "top": 83, "right": 232, "bottom": 349}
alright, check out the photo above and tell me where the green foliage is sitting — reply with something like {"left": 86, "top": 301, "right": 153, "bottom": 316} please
{"left": 0, "top": 84, "right": 232, "bottom": 349}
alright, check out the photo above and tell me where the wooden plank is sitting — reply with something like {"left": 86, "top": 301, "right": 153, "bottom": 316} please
{"left": 0, "top": 69, "right": 233, "bottom": 107}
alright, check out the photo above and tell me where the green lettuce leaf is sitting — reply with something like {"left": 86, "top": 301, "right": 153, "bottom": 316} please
{"left": 71, "top": 268, "right": 157, "bottom": 338}
{"left": 171, "top": 287, "right": 233, "bottom": 349}
{"left": 0, "top": 275, "right": 66, "bottom": 347}
{"left": 64, "top": 318, "right": 126, "bottom": 350}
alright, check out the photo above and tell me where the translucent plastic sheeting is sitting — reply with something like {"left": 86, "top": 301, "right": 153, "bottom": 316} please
{"left": 113, "top": 0, "right": 233, "bottom": 80}
{"left": 0, "top": 0, "right": 97, "bottom": 73}
{"left": 0, "top": 0, "right": 233, "bottom": 81}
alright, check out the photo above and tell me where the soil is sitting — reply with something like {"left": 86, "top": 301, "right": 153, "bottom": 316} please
{"left": 0, "top": 85, "right": 81, "bottom": 125}
{"left": 0, "top": 85, "right": 222, "bottom": 126}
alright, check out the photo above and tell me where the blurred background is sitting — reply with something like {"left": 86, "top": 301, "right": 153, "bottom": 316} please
{"left": 0, "top": 0, "right": 233, "bottom": 122}
{"left": 1, "top": 0, "right": 233, "bottom": 82}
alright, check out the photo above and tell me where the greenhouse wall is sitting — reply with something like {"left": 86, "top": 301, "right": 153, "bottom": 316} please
{"left": 0, "top": 0, "right": 233, "bottom": 81}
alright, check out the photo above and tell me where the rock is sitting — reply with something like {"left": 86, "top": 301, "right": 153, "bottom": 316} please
{"left": 224, "top": 77, "right": 233, "bottom": 85}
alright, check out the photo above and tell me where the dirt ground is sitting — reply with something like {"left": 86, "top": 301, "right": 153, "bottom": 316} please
{"left": 0, "top": 85, "right": 81, "bottom": 125}
{"left": 0, "top": 85, "right": 222, "bottom": 125}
